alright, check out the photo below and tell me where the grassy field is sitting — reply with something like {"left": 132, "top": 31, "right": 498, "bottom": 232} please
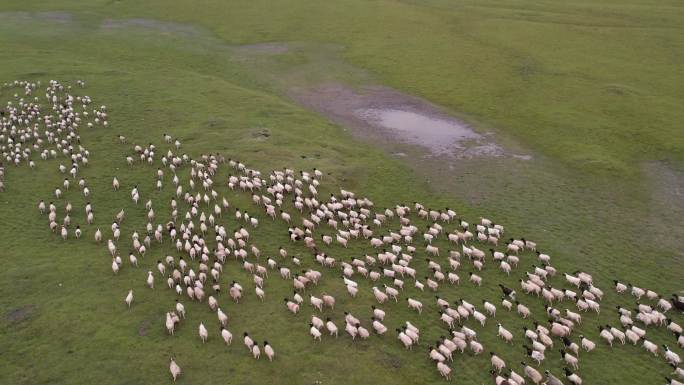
{"left": 0, "top": 1, "right": 683, "bottom": 385}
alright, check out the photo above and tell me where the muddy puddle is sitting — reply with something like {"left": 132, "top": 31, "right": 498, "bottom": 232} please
{"left": 292, "top": 83, "right": 528, "bottom": 159}
{"left": 354, "top": 108, "right": 482, "bottom": 156}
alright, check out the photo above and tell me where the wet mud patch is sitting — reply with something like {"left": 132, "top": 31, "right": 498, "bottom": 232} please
{"left": 138, "top": 319, "right": 150, "bottom": 336}
{"left": 101, "top": 18, "right": 205, "bottom": 38}
{"left": 250, "top": 128, "right": 271, "bottom": 141}
{"left": 379, "top": 352, "right": 403, "bottom": 369}
{"left": 100, "top": 18, "right": 289, "bottom": 56}
{"left": 5, "top": 304, "right": 37, "bottom": 323}
{"left": 292, "top": 83, "right": 529, "bottom": 159}
{"left": 233, "top": 43, "right": 289, "bottom": 55}
{"left": 0, "top": 11, "right": 73, "bottom": 24}
{"left": 643, "top": 161, "right": 684, "bottom": 252}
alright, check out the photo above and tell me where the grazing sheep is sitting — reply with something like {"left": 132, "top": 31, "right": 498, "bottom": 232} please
{"left": 124, "top": 290, "right": 133, "bottom": 308}
{"left": 264, "top": 341, "right": 275, "bottom": 361}
{"left": 469, "top": 340, "right": 484, "bottom": 355}
{"left": 407, "top": 298, "right": 423, "bottom": 314}
{"left": 517, "top": 302, "right": 531, "bottom": 318}
{"left": 561, "top": 349, "right": 579, "bottom": 370}
{"left": 397, "top": 328, "right": 413, "bottom": 349}
{"left": 665, "top": 345, "right": 682, "bottom": 366}
{"left": 251, "top": 342, "right": 261, "bottom": 359}
{"left": 146, "top": 271, "right": 154, "bottom": 289}
{"left": 599, "top": 327, "right": 614, "bottom": 346}
{"left": 564, "top": 368, "right": 582, "bottom": 385}
{"left": 643, "top": 339, "right": 658, "bottom": 355}
{"left": 220, "top": 327, "right": 233, "bottom": 345}
{"left": 199, "top": 322, "right": 208, "bottom": 343}
{"left": 469, "top": 272, "right": 482, "bottom": 286}
{"left": 436, "top": 362, "right": 451, "bottom": 380}
{"left": 490, "top": 352, "right": 506, "bottom": 373}
{"left": 522, "top": 362, "right": 543, "bottom": 384}
{"left": 497, "top": 323, "right": 513, "bottom": 343}
{"left": 169, "top": 358, "right": 181, "bottom": 382}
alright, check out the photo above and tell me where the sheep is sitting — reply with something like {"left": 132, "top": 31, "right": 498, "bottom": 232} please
{"left": 407, "top": 298, "right": 423, "bottom": 314}
{"left": 668, "top": 320, "right": 683, "bottom": 335}
{"left": 406, "top": 323, "right": 420, "bottom": 342}
{"left": 437, "top": 343, "right": 453, "bottom": 362}
{"left": 169, "top": 358, "right": 181, "bottom": 382}
{"left": 522, "top": 362, "right": 543, "bottom": 384}
{"left": 146, "top": 271, "right": 154, "bottom": 289}
{"left": 285, "top": 298, "right": 300, "bottom": 314}
{"left": 497, "top": 323, "right": 513, "bottom": 343}
{"left": 490, "top": 352, "right": 506, "bottom": 373}
{"left": 436, "top": 362, "right": 452, "bottom": 380}
{"left": 665, "top": 345, "right": 682, "bottom": 366}
{"left": 345, "top": 322, "right": 358, "bottom": 340}
{"left": 565, "top": 309, "right": 581, "bottom": 324}
{"left": 599, "top": 327, "right": 614, "bottom": 346}
{"left": 165, "top": 313, "right": 176, "bottom": 335}
{"left": 629, "top": 284, "right": 645, "bottom": 299}
{"left": 221, "top": 327, "right": 233, "bottom": 345}
{"left": 264, "top": 341, "right": 275, "bottom": 361}
{"left": 251, "top": 342, "right": 261, "bottom": 359}
{"left": 429, "top": 346, "right": 446, "bottom": 362}
{"left": 371, "top": 317, "right": 387, "bottom": 334}
{"left": 517, "top": 302, "right": 531, "bottom": 318}
{"left": 550, "top": 322, "right": 570, "bottom": 338}
{"left": 124, "top": 290, "right": 133, "bottom": 308}
{"left": 229, "top": 284, "right": 242, "bottom": 303}
{"left": 231, "top": 330, "right": 249, "bottom": 351}
{"left": 537, "top": 252, "right": 551, "bottom": 264}
{"left": 608, "top": 325, "right": 625, "bottom": 344}
{"left": 469, "top": 340, "right": 484, "bottom": 355}
{"left": 473, "top": 310, "right": 487, "bottom": 326}
{"left": 326, "top": 318, "right": 338, "bottom": 337}
{"left": 384, "top": 285, "right": 399, "bottom": 302}
{"left": 426, "top": 244, "right": 439, "bottom": 256}
{"left": 564, "top": 368, "right": 582, "bottom": 385}
{"left": 561, "top": 349, "right": 578, "bottom": 370}
{"left": 524, "top": 345, "right": 545, "bottom": 365}
{"left": 199, "top": 322, "right": 208, "bottom": 343}
{"left": 372, "top": 287, "right": 388, "bottom": 303}
{"left": 322, "top": 294, "right": 335, "bottom": 309}
{"left": 469, "top": 272, "right": 482, "bottom": 286}
{"left": 217, "top": 308, "right": 228, "bottom": 326}
{"left": 643, "top": 339, "right": 658, "bottom": 355}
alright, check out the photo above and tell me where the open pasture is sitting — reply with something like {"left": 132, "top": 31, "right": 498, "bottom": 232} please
{"left": 1, "top": 1, "right": 683, "bottom": 385}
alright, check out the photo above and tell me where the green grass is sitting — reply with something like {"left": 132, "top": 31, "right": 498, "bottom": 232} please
{"left": 0, "top": 2, "right": 683, "bottom": 385}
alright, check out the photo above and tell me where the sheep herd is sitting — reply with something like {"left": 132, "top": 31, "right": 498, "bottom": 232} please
{"left": 1, "top": 79, "right": 683, "bottom": 384}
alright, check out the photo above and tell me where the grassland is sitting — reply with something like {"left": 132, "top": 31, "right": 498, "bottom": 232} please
{"left": 0, "top": 1, "right": 683, "bottom": 384}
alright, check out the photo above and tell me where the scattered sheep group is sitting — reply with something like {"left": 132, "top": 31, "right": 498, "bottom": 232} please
{"left": 3, "top": 79, "right": 682, "bottom": 384}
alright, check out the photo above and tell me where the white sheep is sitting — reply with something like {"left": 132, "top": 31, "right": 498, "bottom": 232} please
{"left": 124, "top": 290, "right": 133, "bottom": 308}
{"left": 199, "top": 322, "right": 208, "bottom": 343}
{"left": 169, "top": 358, "right": 181, "bottom": 382}
{"left": 407, "top": 298, "right": 423, "bottom": 314}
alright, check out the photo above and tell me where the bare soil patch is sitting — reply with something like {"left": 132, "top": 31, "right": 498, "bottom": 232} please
{"left": 5, "top": 304, "right": 36, "bottom": 323}
{"left": 138, "top": 319, "right": 150, "bottom": 336}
